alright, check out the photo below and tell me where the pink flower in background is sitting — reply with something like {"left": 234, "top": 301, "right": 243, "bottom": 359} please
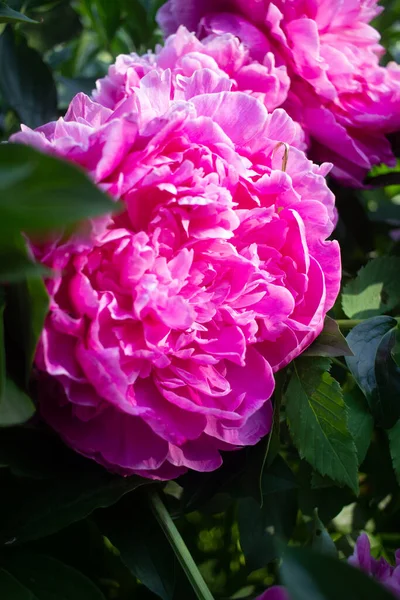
{"left": 12, "top": 64, "right": 340, "bottom": 479}
{"left": 349, "top": 533, "right": 400, "bottom": 597}
{"left": 260, "top": 533, "right": 400, "bottom": 599}
{"left": 256, "top": 586, "right": 289, "bottom": 600}
{"left": 157, "top": 0, "right": 400, "bottom": 187}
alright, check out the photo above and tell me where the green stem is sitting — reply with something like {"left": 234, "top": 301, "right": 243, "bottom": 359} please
{"left": 331, "top": 357, "right": 350, "bottom": 372}
{"left": 336, "top": 319, "right": 364, "bottom": 330}
{"left": 364, "top": 172, "right": 400, "bottom": 188}
{"left": 149, "top": 491, "right": 215, "bottom": 600}
{"left": 337, "top": 317, "right": 400, "bottom": 331}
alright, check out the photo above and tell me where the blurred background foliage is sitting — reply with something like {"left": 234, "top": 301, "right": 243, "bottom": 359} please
{"left": 1, "top": 2, "right": 400, "bottom": 600}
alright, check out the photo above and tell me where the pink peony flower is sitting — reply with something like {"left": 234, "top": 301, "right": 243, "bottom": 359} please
{"left": 349, "top": 533, "right": 400, "bottom": 597}
{"left": 12, "top": 65, "right": 340, "bottom": 479}
{"left": 156, "top": 0, "right": 400, "bottom": 187}
{"left": 93, "top": 26, "right": 297, "bottom": 132}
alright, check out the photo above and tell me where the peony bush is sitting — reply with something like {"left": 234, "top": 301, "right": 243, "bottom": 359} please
{"left": 0, "top": 1, "right": 400, "bottom": 599}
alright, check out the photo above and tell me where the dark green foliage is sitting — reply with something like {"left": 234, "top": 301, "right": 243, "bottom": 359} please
{"left": 281, "top": 546, "right": 395, "bottom": 600}
{"left": 0, "top": 1, "right": 400, "bottom": 600}
{"left": 346, "top": 317, "right": 400, "bottom": 428}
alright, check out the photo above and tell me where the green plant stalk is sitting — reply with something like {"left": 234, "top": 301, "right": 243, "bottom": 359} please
{"left": 337, "top": 318, "right": 400, "bottom": 331}
{"left": 336, "top": 319, "right": 365, "bottom": 330}
{"left": 149, "top": 491, "right": 215, "bottom": 600}
{"left": 330, "top": 357, "right": 350, "bottom": 372}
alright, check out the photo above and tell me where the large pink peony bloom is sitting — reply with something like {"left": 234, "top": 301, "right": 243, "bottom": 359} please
{"left": 157, "top": 0, "right": 400, "bottom": 187}
{"left": 12, "top": 66, "right": 340, "bottom": 480}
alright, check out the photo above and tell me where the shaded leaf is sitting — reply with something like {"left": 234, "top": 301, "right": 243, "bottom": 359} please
{"left": 0, "top": 288, "right": 5, "bottom": 401}
{"left": 310, "top": 472, "right": 336, "bottom": 489}
{"left": 97, "top": 497, "right": 176, "bottom": 600}
{"left": 5, "top": 274, "right": 49, "bottom": 385}
{"left": 344, "top": 387, "right": 374, "bottom": 465}
{"left": 0, "top": 234, "right": 49, "bottom": 283}
{"left": 0, "top": 144, "right": 116, "bottom": 235}
{"left": 238, "top": 370, "right": 286, "bottom": 505}
{"left": 120, "top": 0, "right": 150, "bottom": 44}
{"left": 286, "top": 358, "right": 358, "bottom": 494}
{"left": 392, "top": 324, "right": 400, "bottom": 367}
{"left": 57, "top": 75, "right": 97, "bottom": 110}
{"left": 281, "top": 546, "right": 394, "bottom": 600}
{"left": 0, "top": 379, "right": 35, "bottom": 427}
{"left": 311, "top": 509, "right": 337, "bottom": 558}
{"left": 238, "top": 455, "right": 298, "bottom": 570}
{"left": 0, "top": 3, "right": 38, "bottom": 24}
{"left": 345, "top": 316, "right": 400, "bottom": 428}
{"left": 342, "top": 257, "right": 400, "bottom": 320}
{"left": 0, "top": 254, "right": 48, "bottom": 283}
{"left": 0, "top": 26, "right": 57, "bottom": 128}
{"left": 0, "top": 467, "right": 147, "bottom": 545}
{"left": 304, "top": 316, "right": 353, "bottom": 358}
{"left": 0, "top": 428, "right": 63, "bottom": 479}
{"left": 92, "top": 0, "right": 121, "bottom": 41}
{"left": 4, "top": 554, "right": 105, "bottom": 599}
{"left": 299, "top": 475, "right": 354, "bottom": 524}
{"left": 0, "top": 568, "right": 31, "bottom": 600}
{"left": 388, "top": 420, "right": 400, "bottom": 485}
{"left": 178, "top": 446, "right": 267, "bottom": 514}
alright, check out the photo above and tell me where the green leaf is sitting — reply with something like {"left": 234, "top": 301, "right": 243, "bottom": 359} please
{"left": 344, "top": 387, "right": 374, "bottom": 465}
{"left": 304, "top": 316, "right": 353, "bottom": 358}
{"left": 0, "top": 254, "right": 48, "bottom": 283}
{"left": 5, "top": 275, "right": 49, "bottom": 385}
{"left": 0, "top": 468, "right": 147, "bottom": 545}
{"left": 345, "top": 316, "right": 400, "bottom": 428}
{"left": 0, "top": 3, "right": 38, "bottom": 24}
{"left": 0, "top": 428, "right": 62, "bottom": 479}
{"left": 299, "top": 475, "right": 354, "bottom": 524}
{"left": 0, "top": 234, "right": 49, "bottom": 283}
{"left": 310, "top": 472, "right": 336, "bottom": 489}
{"left": 311, "top": 509, "right": 337, "bottom": 558}
{"left": 4, "top": 554, "right": 105, "bottom": 599}
{"left": 92, "top": 0, "right": 121, "bottom": 42}
{"left": 0, "top": 144, "right": 116, "bottom": 235}
{"left": 285, "top": 358, "right": 359, "bottom": 494}
{"left": 120, "top": 0, "right": 150, "bottom": 45}
{"left": 391, "top": 323, "right": 400, "bottom": 367}
{"left": 388, "top": 420, "right": 400, "bottom": 485}
{"left": 0, "top": 568, "right": 31, "bottom": 600}
{"left": 0, "top": 27, "right": 57, "bottom": 128}
{"left": 0, "top": 288, "right": 5, "bottom": 401}
{"left": 238, "top": 455, "right": 298, "bottom": 570}
{"left": 0, "top": 379, "right": 35, "bottom": 426}
{"left": 177, "top": 438, "right": 279, "bottom": 514}
{"left": 97, "top": 497, "right": 176, "bottom": 600}
{"left": 342, "top": 257, "right": 400, "bottom": 320}
{"left": 281, "top": 546, "right": 395, "bottom": 600}
{"left": 239, "top": 370, "right": 286, "bottom": 505}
